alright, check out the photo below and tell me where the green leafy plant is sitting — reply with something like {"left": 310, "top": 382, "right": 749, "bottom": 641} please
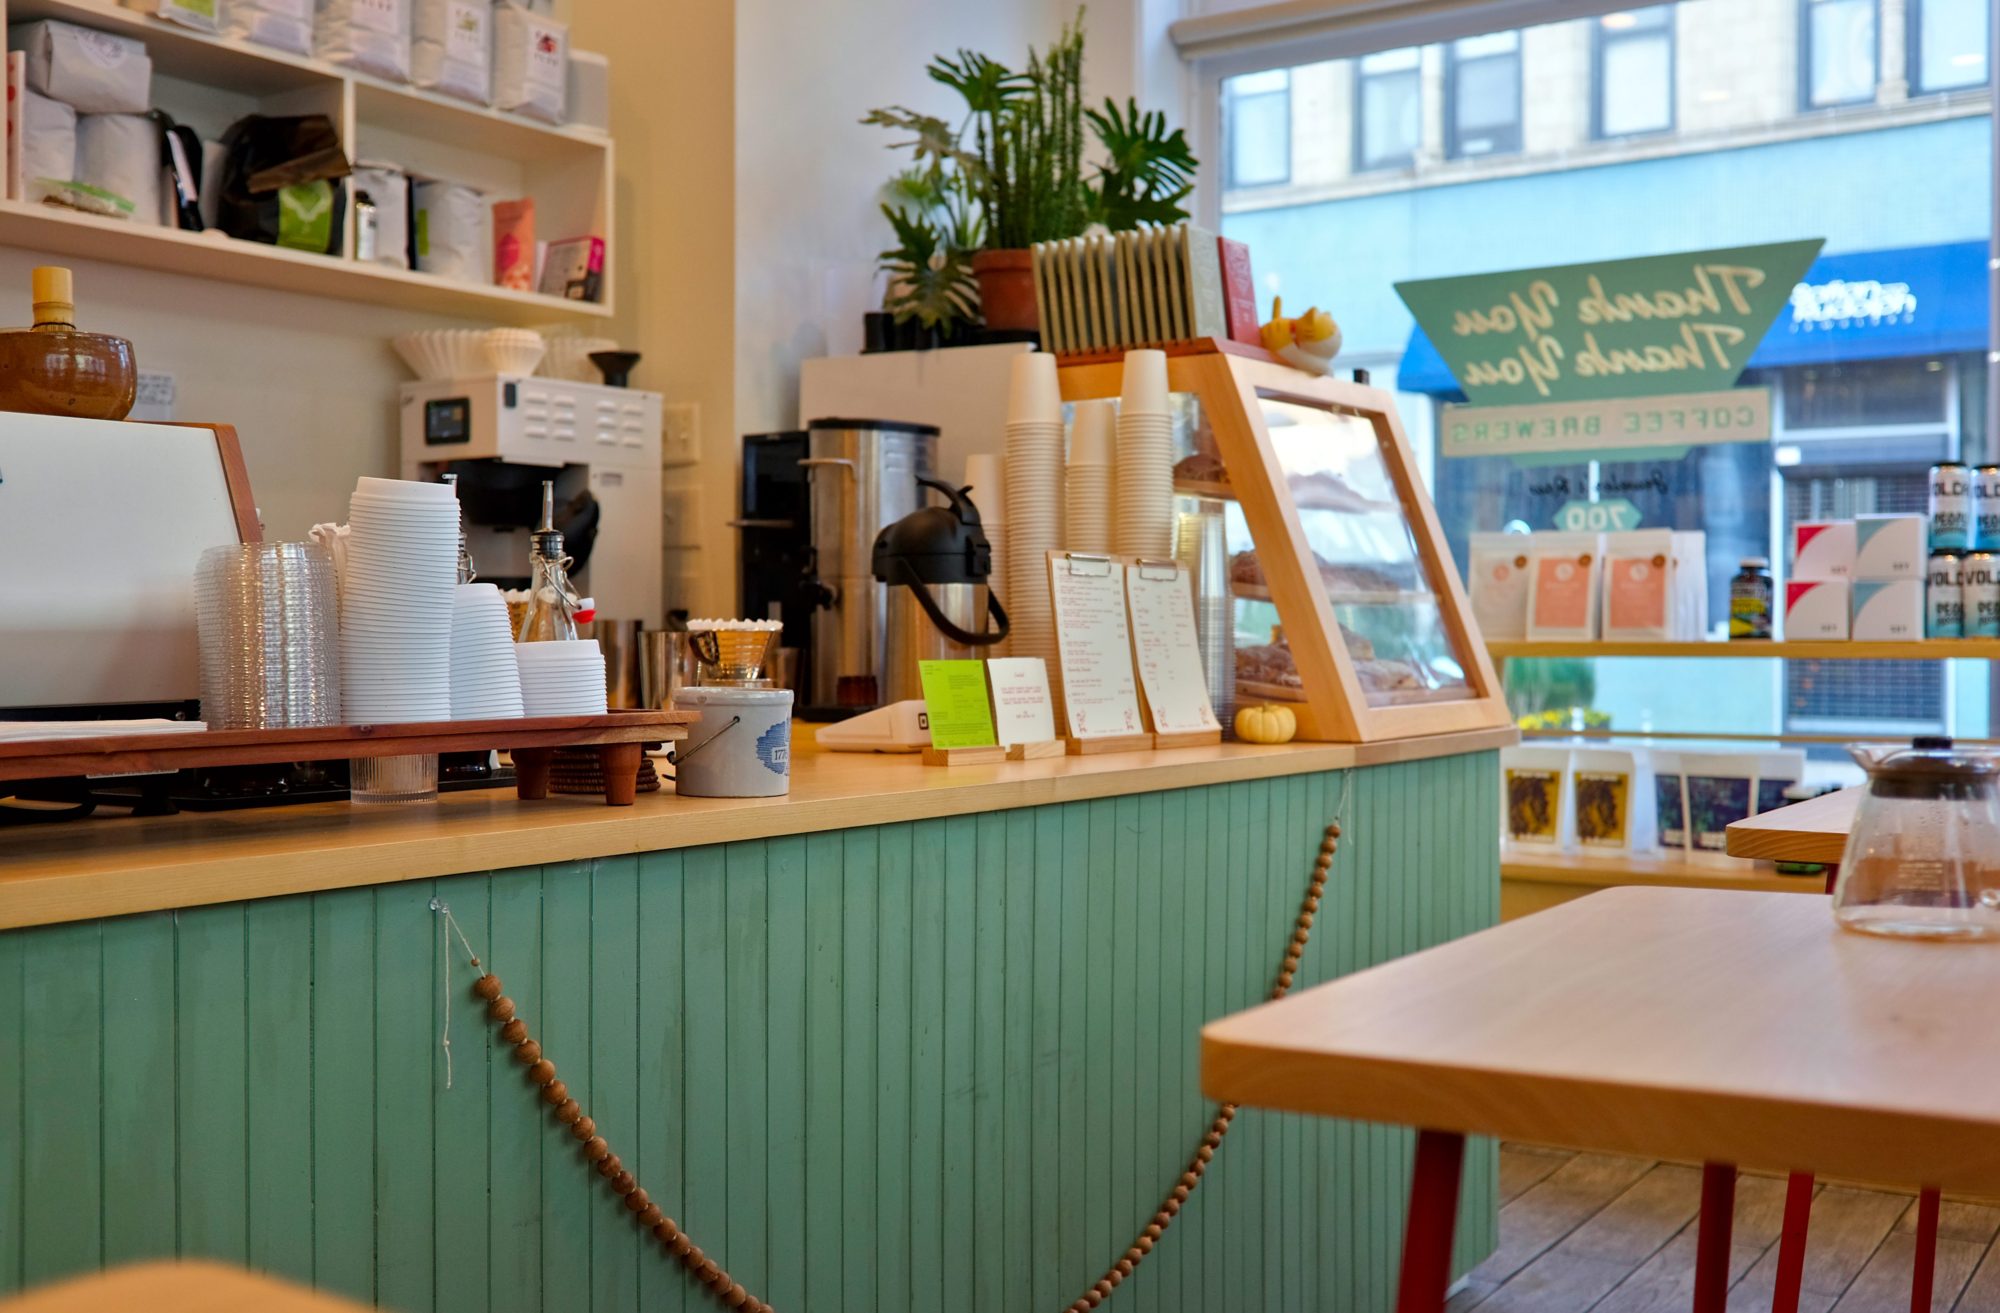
{"left": 1086, "top": 99, "right": 1197, "bottom": 230}
{"left": 863, "top": 7, "right": 1200, "bottom": 332}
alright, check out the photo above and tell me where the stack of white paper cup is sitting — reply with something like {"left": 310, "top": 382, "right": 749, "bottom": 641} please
{"left": 1113, "top": 350, "right": 1174, "bottom": 559}
{"left": 1065, "top": 398, "right": 1116, "bottom": 554}
{"left": 1003, "top": 351, "right": 1064, "bottom": 671}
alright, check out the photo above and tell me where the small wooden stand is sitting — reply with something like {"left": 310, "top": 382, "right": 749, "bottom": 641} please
{"left": 921, "top": 744, "right": 1008, "bottom": 767}
{"left": 1066, "top": 733, "right": 1156, "bottom": 756}
{"left": 1006, "top": 740, "right": 1066, "bottom": 761}
{"left": 1152, "top": 728, "right": 1224, "bottom": 750}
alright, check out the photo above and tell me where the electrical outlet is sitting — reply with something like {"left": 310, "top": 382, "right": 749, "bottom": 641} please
{"left": 662, "top": 402, "right": 700, "bottom": 467}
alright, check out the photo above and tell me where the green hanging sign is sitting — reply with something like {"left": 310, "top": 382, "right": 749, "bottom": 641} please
{"left": 1395, "top": 239, "right": 1823, "bottom": 407}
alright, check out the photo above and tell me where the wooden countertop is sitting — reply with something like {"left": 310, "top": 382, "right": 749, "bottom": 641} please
{"left": 1725, "top": 787, "right": 1858, "bottom": 865}
{"left": 0, "top": 723, "right": 1515, "bottom": 931}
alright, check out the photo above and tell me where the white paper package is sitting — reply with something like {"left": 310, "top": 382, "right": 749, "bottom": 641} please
{"left": 19, "top": 89, "right": 76, "bottom": 204}
{"left": 315, "top": 0, "right": 411, "bottom": 82}
{"left": 412, "top": 0, "right": 491, "bottom": 104}
{"left": 121, "top": 0, "right": 220, "bottom": 34}
{"left": 351, "top": 160, "right": 409, "bottom": 268}
{"left": 76, "top": 112, "right": 162, "bottom": 225}
{"left": 14, "top": 21, "right": 152, "bottom": 115}
{"left": 223, "top": 0, "right": 314, "bottom": 55}
{"left": 493, "top": 3, "right": 567, "bottom": 123}
{"left": 413, "top": 179, "right": 489, "bottom": 283}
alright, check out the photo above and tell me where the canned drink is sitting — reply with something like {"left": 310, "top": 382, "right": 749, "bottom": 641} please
{"left": 1965, "top": 551, "right": 2000, "bottom": 637}
{"left": 1931, "top": 462, "right": 1972, "bottom": 551}
{"left": 1976, "top": 466, "right": 2000, "bottom": 549}
{"left": 1928, "top": 551, "right": 1965, "bottom": 638}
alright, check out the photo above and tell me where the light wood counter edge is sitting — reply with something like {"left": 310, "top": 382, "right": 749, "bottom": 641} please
{"left": 0, "top": 724, "right": 1516, "bottom": 931}
{"left": 1725, "top": 787, "right": 1858, "bottom": 866}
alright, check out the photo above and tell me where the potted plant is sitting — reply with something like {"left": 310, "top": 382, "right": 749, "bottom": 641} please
{"left": 864, "top": 10, "right": 1197, "bottom": 339}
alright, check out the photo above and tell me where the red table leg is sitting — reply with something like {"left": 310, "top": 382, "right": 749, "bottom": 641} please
{"left": 1911, "top": 1187, "right": 1941, "bottom": 1313}
{"left": 1772, "top": 1171, "right": 1815, "bottom": 1313}
{"left": 1395, "top": 1129, "right": 1465, "bottom": 1313}
{"left": 1694, "top": 1162, "right": 1737, "bottom": 1313}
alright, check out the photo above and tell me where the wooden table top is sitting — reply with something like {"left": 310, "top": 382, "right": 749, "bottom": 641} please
{"left": 1725, "top": 787, "right": 1858, "bottom": 865}
{"left": 1202, "top": 886, "right": 2000, "bottom": 1192}
{"left": 0, "top": 723, "right": 1514, "bottom": 931}
{"left": 0, "top": 1261, "right": 372, "bottom": 1310}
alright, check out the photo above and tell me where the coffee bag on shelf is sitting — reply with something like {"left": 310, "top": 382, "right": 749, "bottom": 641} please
{"left": 223, "top": 0, "right": 313, "bottom": 55}
{"left": 413, "top": 179, "right": 491, "bottom": 283}
{"left": 13, "top": 21, "right": 152, "bottom": 115}
{"left": 121, "top": 0, "right": 221, "bottom": 34}
{"left": 412, "top": 0, "right": 491, "bottom": 105}
{"left": 493, "top": 3, "right": 566, "bottom": 123}
{"left": 315, "top": 0, "right": 411, "bottom": 82}
{"left": 76, "top": 112, "right": 163, "bottom": 226}
{"left": 18, "top": 89, "right": 76, "bottom": 205}
{"left": 349, "top": 160, "right": 410, "bottom": 268}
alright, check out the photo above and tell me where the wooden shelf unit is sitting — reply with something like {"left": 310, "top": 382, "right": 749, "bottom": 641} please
{"left": 1500, "top": 848, "right": 1819, "bottom": 920}
{"left": 1490, "top": 639, "right": 2000, "bottom": 661}
{"left": 0, "top": 0, "right": 613, "bottom": 324}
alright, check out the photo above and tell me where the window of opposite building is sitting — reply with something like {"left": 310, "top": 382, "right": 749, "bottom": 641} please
{"left": 1594, "top": 8, "right": 1676, "bottom": 139}
{"left": 1356, "top": 47, "right": 1422, "bottom": 171}
{"left": 1910, "top": 0, "right": 1989, "bottom": 94}
{"left": 1446, "top": 31, "right": 1522, "bottom": 160}
{"left": 1803, "top": 0, "right": 1880, "bottom": 109}
{"left": 1225, "top": 68, "right": 1291, "bottom": 188}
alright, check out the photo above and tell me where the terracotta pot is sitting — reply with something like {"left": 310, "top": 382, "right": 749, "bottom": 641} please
{"left": 971, "top": 248, "right": 1038, "bottom": 332}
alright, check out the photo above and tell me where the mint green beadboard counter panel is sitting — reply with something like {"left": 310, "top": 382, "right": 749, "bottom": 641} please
{"left": 0, "top": 754, "right": 1499, "bottom": 1312}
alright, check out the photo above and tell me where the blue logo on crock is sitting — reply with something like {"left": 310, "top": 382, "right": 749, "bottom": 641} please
{"left": 756, "top": 718, "right": 790, "bottom": 775}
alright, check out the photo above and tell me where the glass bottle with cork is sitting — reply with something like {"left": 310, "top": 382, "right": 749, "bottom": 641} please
{"left": 519, "top": 480, "right": 581, "bottom": 642}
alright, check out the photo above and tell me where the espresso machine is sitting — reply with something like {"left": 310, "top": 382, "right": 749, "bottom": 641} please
{"left": 400, "top": 375, "right": 663, "bottom": 625}
{"left": 798, "top": 417, "right": 938, "bottom": 717}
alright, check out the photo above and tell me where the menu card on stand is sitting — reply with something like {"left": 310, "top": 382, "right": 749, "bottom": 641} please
{"left": 986, "top": 656, "right": 1063, "bottom": 758}
{"left": 1048, "top": 552, "right": 1153, "bottom": 754}
{"left": 1124, "top": 560, "right": 1222, "bottom": 746}
{"left": 918, "top": 659, "right": 1005, "bottom": 766}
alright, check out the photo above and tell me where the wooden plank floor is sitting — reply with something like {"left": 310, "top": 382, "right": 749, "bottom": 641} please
{"left": 1449, "top": 1146, "right": 2000, "bottom": 1313}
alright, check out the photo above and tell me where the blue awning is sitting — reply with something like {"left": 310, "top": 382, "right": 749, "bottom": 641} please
{"left": 1396, "top": 239, "right": 1989, "bottom": 395}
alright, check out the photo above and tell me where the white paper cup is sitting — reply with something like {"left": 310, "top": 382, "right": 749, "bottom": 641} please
{"left": 1071, "top": 399, "right": 1118, "bottom": 465}
{"left": 1120, "top": 349, "right": 1168, "bottom": 414}
{"left": 1007, "top": 351, "right": 1062, "bottom": 427}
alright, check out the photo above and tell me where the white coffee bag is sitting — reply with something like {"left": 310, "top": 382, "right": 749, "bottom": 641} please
{"left": 412, "top": 0, "right": 490, "bottom": 104}
{"left": 414, "top": 179, "right": 489, "bottom": 283}
{"left": 493, "top": 3, "right": 566, "bottom": 123}
{"left": 14, "top": 21, "right": 152, "bottom": 115}
{"left": 18, "top": 88, "right": 76, "bottom": 204}
{"left": 315, "top": 0, "right": 411, "bottom": 82}
{"left": 223, "top": 0, "right": 313, "bottom": 55}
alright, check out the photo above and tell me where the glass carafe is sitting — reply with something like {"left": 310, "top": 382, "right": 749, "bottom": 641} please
{"left": 1832, "top": 736, "right": 2000, "bottom": 940}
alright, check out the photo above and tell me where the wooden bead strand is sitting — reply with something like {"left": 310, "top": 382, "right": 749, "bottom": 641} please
{"left": 1062, "top": 817, "right": 1343, "bottom": 1313}
{"left": 467, "top": 970, "right": 775, "bottom": 1313}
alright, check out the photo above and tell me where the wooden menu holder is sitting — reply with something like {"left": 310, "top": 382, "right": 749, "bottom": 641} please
{"left": 921, "top": 744, "right": 1008, "bottom": 767}
{"left": 1066, "top": 733, "right": 1156, "bottom": 756}
{"left": 1057, "top": 340, "right": 1512, "bottom": 744}
{"left": 1007, "top": 740, "right": 1066, "bottom": 760}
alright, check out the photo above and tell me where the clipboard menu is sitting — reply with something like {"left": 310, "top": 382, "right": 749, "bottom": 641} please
{"left": 1124, "top": 560, "right": 1220, "bottom": 743}
{"left": 1048, "top": 552, "right": 1149, "bottom": 751}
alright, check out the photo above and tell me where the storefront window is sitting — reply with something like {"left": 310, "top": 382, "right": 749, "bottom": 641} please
{"left": 1804, "top": 0, "right": 1880, "bottom": 109}
{"left": 1594, "top": 9, "right": 1675, "bottom": 138}
{"left": 1912, "top": 0, "right": 1989, "bottom": 93}
{"left": 1219, "top": 0, "right": 1995, "bottom": 743}
{"left": 1356, "top": 47, "right": 1422, "bottom": 170}
{"left": 1446, "top": 32, "right": 1522, "bottom": 160}
{"left": 1225, "top": 69, "right": 1291, "bottom": 188}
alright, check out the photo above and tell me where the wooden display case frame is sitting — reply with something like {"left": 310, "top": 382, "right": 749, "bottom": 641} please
{"left": 1058, "top": 340, "right": 1511, "bottom": 743}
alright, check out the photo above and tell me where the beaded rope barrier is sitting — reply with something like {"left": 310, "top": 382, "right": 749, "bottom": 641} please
{"left": 440, "top": 772, "right": 1351, "bottom": 1312}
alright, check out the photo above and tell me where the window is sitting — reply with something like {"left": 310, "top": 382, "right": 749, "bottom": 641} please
{"left": 1594, "top": 9, "right": 1675, "bottom": 138}
{"left": 1356, "top": 47, "right": 1422, "bottom": 171}
{"left": 1911, "top": 0, "right": 1989, "bottom": 93}
{"left": 1804, "top": 0, "right": 1879, "bottom": 108}
{"left": 1446, "top": 32, "right": 1522, "bottom": 159}
{"left": 1225, "top": 69, "right": 1291, "bottom": 188}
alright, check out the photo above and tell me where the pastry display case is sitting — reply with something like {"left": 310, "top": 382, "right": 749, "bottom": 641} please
{"left": 1059, "top": 340, "right": 1510, "bottom": 742}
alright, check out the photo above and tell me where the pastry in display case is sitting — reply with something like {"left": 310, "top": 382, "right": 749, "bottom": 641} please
{"left": 1060, "top": 339, "right": 1510, "bottom": 743}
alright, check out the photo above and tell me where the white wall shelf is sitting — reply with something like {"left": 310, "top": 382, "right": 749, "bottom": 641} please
{"left": 0, "top": 0, "right": 615, "bottom": 324}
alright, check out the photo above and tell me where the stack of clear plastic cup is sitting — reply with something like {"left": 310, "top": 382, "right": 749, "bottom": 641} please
{"left": 194, "top": 541, "right": 342, "bottom": 729}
